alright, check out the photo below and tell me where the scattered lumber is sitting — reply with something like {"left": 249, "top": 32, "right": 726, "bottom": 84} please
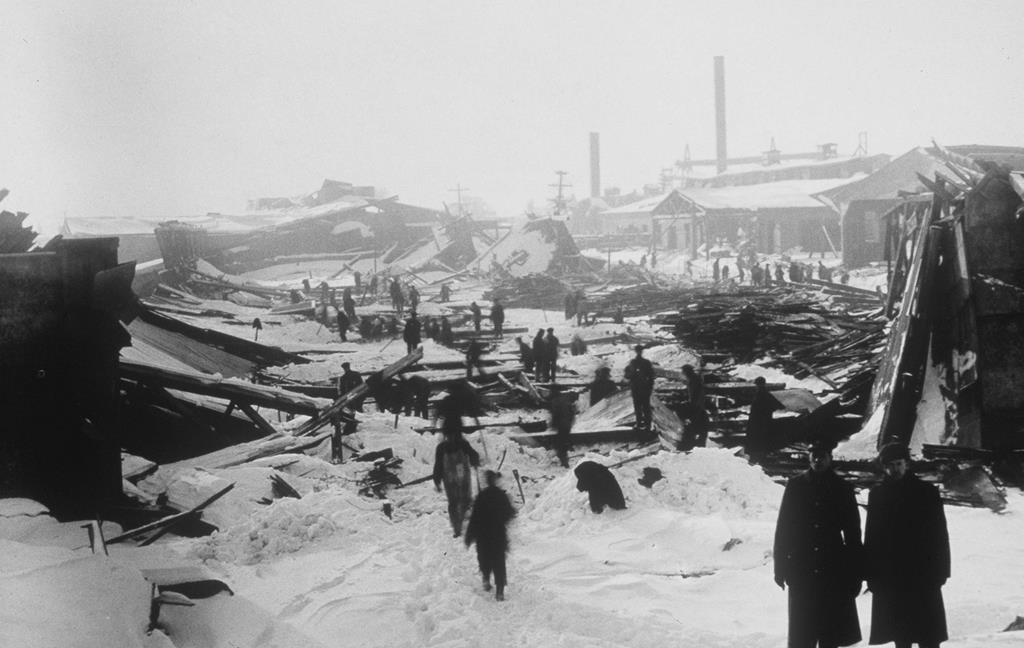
{"left": 120, "top": 359, "right": 328, "bottom": 416}
{"left": 293, "top": 347, "right": 424, "bottom": 436}
{"left": 107, "top": 483, "right": 235, "bottom": 545}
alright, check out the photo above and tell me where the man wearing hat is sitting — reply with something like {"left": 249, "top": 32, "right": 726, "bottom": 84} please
{"left": 865, "top": 443, "right": 950, "bottom": 648}
{"left": 773, "top": 438, "right": 863, "bottom": 648}
{"left": 336, "top": 362, "right": 365, "bottom": 412}
{"left": 624, "top": 345, "right": 655, "bottom": 433}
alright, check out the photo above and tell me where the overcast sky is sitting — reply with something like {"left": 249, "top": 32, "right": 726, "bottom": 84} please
{"left": 3, "top": 0, "right": 1023, "bottom": 233}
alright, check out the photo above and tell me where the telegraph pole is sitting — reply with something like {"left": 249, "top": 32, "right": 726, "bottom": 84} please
{"left": 548, "top": 171, "right": 571, "bottom": 218}
{"left": 449, "top": 183, "right": 469, "bottom": 218}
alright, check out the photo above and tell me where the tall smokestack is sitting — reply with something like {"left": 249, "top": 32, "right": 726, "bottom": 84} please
{"left": 589, "top": 132, "right": 601, "bottom": 198}
{"left": 714, "top": 56, "right": 727, "bottom": 174}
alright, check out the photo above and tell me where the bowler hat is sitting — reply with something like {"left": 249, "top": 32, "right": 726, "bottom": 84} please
{"left": 878, "top": 442, "right": 910, "bottom": 464}
{"left": 808, "top": 438, "right": 836, "bottom": 454}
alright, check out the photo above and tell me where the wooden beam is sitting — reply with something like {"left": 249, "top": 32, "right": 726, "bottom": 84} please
{"left": 237, "top": 402, "right": 279, "bottom": 437}
{"left": 293, "top": 347, "right": 424, "bottom": 436}
{"left": 120, "top": 359, "right": 327, "bottom": 416}
{"left": 107, "top": 483, "right": 235, "bottom": 544}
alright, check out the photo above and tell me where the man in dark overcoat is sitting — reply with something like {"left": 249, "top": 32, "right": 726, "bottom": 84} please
{"left": 624, "top": 345, "right": 655, "bottom": 433}
{"left": 865, "top": 442, "right": 950, "bottom": 648}
{"left": 773, "top": 438, "right": 862, "bottom": 648}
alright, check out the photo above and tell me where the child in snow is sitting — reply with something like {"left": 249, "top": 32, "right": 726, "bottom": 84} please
{"left": 465, "top": 470, "right": 516, "bottom": 601}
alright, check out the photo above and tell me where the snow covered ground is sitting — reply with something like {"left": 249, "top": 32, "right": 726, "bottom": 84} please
{"left": 4, "top": 269, "right": 1023, "bottom": 647}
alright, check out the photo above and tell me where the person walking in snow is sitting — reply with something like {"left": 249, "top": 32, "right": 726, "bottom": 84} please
{"left": 865, "top": 443, "right": 950, "bottom": 648}
{"left": 624, "top": 345, "right": 655, "bottom": 433}
{"left": 433, "top": 429, "right": 481, "bottom": 538}
{"left": 465, "top": 470, "right": 516, "bottom": 601}
{"left": 774, "top": 438, "right": 863, "bottom": 648}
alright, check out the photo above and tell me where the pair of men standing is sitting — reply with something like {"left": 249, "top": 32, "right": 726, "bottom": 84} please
{"left": 531, "top": 328, "right": 560, "bottom": 382}
{"left": 774, "top": 439, "right": 950, "bottom": 648}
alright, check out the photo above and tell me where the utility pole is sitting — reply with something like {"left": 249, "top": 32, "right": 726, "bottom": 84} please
{"left": 548, "top": 171, "right": 571, "bottom": 218}
{"left": 449, "top": 183, "right": 469, "bottom": 218}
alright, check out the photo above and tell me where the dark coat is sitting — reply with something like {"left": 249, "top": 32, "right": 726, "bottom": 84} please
{"left": 624, "top": 357, "right": 655, "bottom": 394}
{"left": 490, "top": 304, "right": 505, "bottom": 326}
{"left": 746, "top": 387, "right": 782, "bottom": 454}
{"left": 774, "top": 468, "right": 862, "bottom": 647}
{"left": 465, "top": 485, "right": 516, "bottom": 554}
{"left": 403, "top": 317, "right": 422, "bottom": 346}
{"left": 574, "top": 461, "right": 626, "bottom": 513}
{"left": 865, "top": 473, "right": 950, "bottom": 645}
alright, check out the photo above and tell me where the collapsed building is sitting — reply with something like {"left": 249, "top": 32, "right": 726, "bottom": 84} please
{"left": 854, "top": 156, "right": 1024, "bottom": 455}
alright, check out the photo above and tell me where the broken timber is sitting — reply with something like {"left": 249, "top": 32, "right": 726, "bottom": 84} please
{"left": 120, "top": 359, "right": 327, "bottom": 416}
{"left": 293, "top": 347, "right": 424, "bottom": 436}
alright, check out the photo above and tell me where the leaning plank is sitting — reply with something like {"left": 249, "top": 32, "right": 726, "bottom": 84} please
{"left": 107, "top": 483, "right": 235, "bottom": 544}
{"left": 120, "top": 359, "right": 328, "bottom": 416}
{"left": 293, "top": 347, "right": 424, "bottom": 437}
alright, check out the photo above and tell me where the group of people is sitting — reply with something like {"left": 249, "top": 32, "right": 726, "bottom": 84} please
{"left": 526, "top": 328, "right": 560, "bottom": 382}
{"left": 775, "top": 439, "right": 950, "bottom": 648}
{"left": 431, "top": 382, "right": 516, "bottom": 601}
{"left": 468, "top": 299, "right": 505, "bottom": 336}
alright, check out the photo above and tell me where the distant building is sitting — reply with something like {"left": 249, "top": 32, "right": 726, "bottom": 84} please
{"left": 815, "top": 146, "right": 1024, "bottom": 268}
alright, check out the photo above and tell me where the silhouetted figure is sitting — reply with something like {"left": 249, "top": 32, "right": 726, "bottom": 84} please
{"left": 403, "top": 312, "right": 422, "bottom": 354}
{"left": 775, "top": 265, "right": 786, "bottom": 283}
{"left": 336, "top": 362, "right": 365, "bottom": 412}
{"left": 465, "top": 339, "right": 486, "bottom": 379}
{"left": 358, "top": 316, "right": 373, "bottom": 340}
{"left": 713, "top": 257, "right": 721, "bottom": 282}
{"left": 682, "top": 364, "right": 708, "bottom": 447}
{"left": 613, "top": 305, "right": 624, "bottom": 324}
{"left": 342, "top": 288, "right": 357, "bottom": 322}
{"left": 564, "top": 291, "right": 577, "bottom": 321}
{"left": 368, "top": 274, "right": 379, "bottom": 296}
{"left": 470, "top": 301, "right": 482, "bottom": 332}
{"left": 440, "top": 317, "right": 454, "bottom": 346}
{"left": 385, "top": 316, "right": 399, "bottom": 338}
{"left": 433, "top": 431, "right": 480, "bottom": 537}
{"left": 390, "top": 278, "right": 405, "bottom": 316}
{"left": 336, "top": 311, "right": 350, "bottom": 342}
{"left": 574, "top": 461, "right": 626, "bottom": 513}
{"left": 408, "top": 285, "right": 420, "bottom": 311}
{"left": 789, "top": 261, "right": 803, "bottom": 283}
{"left": 252, "top": 317, "right": 262, "bottom": 342}
{"left": 624, "top": 345, "right": 655, "bottom": 432}
{"left": 745, "top": 376, "right": 782, "bottom": 461}
{"left": 588, "top": 366, "right": 617, "bottom": 407}
{"left": 549, "top": 385, "right": 575, "bottom": 468}
{"left": 569, "top": 334, "right": 587, "bottom": 356}
{"left": 398, "top": 374, "right": 431, "bottom": 418}
{"left": 490, "top": 300, "right": 505, "bottom": 337}
{"left": 544, "top": 328, "right": 560, "bottom": 383}
{"left": 532, "top": 329, "right": 547, "bottom": 381}
{"left": 439, "top": 282, "right": 451, "bottom": 303}
{"left": 353, "top": 270, "right": 361, "bottom": 291}
{"left": 516, "top": 336, "right": 534, "bottom": 373}
{"left": 465, "top": 470, "right": 516, "bottom": 601}
{"left": 575, "top": 290, "right": 587, "bottom": 326}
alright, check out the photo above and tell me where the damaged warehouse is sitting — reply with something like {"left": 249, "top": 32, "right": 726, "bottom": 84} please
{"left": 7, "top": 6, "right": 1024, "bottom": 646}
